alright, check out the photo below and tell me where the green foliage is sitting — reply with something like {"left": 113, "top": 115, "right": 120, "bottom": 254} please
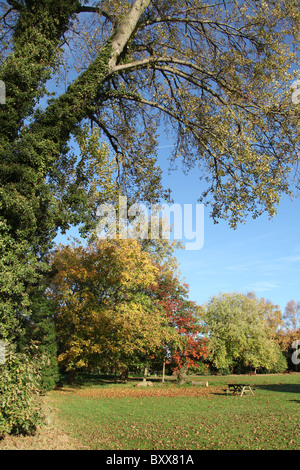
{"left": 0, "top": 223, "right": 41, "bottom": 341}
{"left": 261, "top": 347, "right": 288, "bottom": 374}
{"left": 202, "top": 292, "right": 287, "bottom": 373}
{"left": 0, "top": 345, "right": 44, "bottom": 437}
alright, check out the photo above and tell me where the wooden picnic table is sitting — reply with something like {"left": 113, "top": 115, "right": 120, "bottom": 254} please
{"left": 226, "top": 383, "right": 255, "bottom": 397}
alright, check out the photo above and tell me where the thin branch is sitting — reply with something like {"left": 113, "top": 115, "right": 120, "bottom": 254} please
{"left": 110, "top": 56, "right": 245, "bottom": 103}
{"left": 89, "top": 114, "right": 122, "bottom": 156}
{"left": 0, "top": 6, "right": 13, "bottom": 22}
{"left": 154, "top": 64, "right": 227, "bottom": 105}
{"left": 142, "top": 16, "right": 248, "bottom": 35}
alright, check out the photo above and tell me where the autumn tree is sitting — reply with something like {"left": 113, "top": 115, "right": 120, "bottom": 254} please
{"left": 202, "top": 292, "right": 287, "bottom": 373}
{"left": 48, "top": 238, "right": 181, "bottom": 380}
{"left": 1, "top": 0, "right": 300, "bottom": 341}
{"left": 151, "top": 267, "right": 209, "bottom": 378}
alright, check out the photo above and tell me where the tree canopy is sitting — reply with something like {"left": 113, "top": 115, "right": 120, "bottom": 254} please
{"left": 1, "top": 0, "right": 300, "bottom": 336}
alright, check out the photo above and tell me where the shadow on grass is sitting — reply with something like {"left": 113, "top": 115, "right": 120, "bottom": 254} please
{"left": 56, "top": 373, "right": 171, "bottom": 389}
{"left": 56, "top": 374, "right": 126, "bottom": 389}
{"left": 255, "top": 383, "right": 300, "bottom": 394}
{"left": 212, "top": 383, "right": 300, "bottom": 398}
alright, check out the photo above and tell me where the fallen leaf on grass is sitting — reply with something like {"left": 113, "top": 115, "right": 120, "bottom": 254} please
{"left": 74, "top": 386, "right": 215, "bottom": 400}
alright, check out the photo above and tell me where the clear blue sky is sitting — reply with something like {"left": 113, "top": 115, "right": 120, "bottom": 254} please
{"left": 156, "top": 139, "right": 300, "bottom": 313}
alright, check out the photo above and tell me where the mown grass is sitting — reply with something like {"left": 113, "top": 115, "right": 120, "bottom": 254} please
{"left": 48, "top": 373, "right": 300, "bottom": 450}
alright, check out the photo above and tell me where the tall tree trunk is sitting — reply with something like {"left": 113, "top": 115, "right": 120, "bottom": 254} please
{"left": 162, "top": 358, "right": 166, "bottom": 383}
{"left": 143, "top": 365, "right": 148, "bottom": 382}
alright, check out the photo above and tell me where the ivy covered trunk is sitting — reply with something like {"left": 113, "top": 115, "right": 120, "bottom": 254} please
{"left": 0, "top": 0, "right": 150, "bottom": 340}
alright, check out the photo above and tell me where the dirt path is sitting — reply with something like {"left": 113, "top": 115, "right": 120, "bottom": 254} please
{"left": 0, "top": 396, "right": 85, "bottom": 450}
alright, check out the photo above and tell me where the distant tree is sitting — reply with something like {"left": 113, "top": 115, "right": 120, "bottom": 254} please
{"left": 202, "top": 292, "right": 286, "bottom": 373}
{"left": 282, "top": 300, "right": 300, "bottom": 332}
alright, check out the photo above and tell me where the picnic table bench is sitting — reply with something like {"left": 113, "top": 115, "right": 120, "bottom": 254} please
{"left": 224, "top": 383, "right": 255, "bottom": 397}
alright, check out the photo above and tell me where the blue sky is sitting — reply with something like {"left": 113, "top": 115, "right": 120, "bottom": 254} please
{"left": 156, "top": 140, "right": 300, "bottom": 313}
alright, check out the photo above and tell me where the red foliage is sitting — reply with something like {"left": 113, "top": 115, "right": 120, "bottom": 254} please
{"left": 152, "top": 267, "right": 209, "bottom": 372}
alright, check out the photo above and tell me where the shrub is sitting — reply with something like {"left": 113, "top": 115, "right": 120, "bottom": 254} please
{"left": 0, "top": 344, "right": 45, "bottom": 437}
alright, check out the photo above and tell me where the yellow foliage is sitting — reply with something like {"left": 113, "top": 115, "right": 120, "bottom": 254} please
{"left": 49, "top": 239, "right": 178, "bottom": 372}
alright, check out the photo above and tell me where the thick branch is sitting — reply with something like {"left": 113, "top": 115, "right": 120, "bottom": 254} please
{"left": 76, "top": 5, "right": 113, "bottom": 23}
{"left": 108, "top": 0, "right": 151, "bottom": 69}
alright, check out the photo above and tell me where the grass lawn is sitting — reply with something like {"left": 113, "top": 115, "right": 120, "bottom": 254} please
{"left": 47, "top": 373, "right": 300, "bottom": 450}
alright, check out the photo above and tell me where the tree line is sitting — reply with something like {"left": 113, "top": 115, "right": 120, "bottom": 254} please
{"left": 17, "top": 237, "right": 300, "bottom": 385}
